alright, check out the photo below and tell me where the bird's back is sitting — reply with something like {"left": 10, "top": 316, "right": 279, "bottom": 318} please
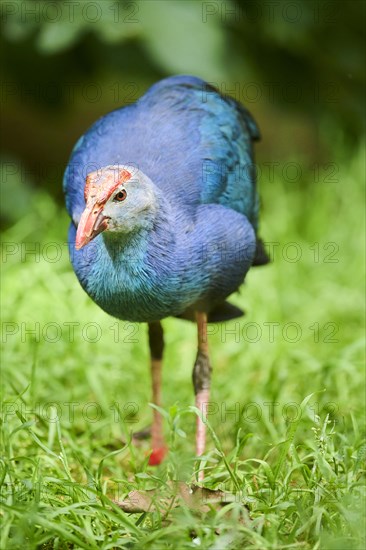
{"left": 64, "top": 75, "right": 260, "bottom": 231}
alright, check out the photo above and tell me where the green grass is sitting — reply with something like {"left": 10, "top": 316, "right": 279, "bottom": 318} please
{"left": 1, "top": 148, "right": 365, "bottom": 549}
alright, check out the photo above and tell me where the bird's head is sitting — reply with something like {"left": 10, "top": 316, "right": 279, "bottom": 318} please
{"left": 75, "top": 165, "right": 157, "bottom": 250}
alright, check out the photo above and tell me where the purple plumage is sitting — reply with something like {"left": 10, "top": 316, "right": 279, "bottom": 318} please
{"left": 64, "top": 75, "right": 268, "bottom": 473}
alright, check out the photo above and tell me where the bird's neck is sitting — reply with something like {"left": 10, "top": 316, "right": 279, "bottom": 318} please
{"left": 101, "top": 192, "right": 175, "bottom": 269}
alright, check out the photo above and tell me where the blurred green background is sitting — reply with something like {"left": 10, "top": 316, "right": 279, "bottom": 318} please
{"left": 1, "top": 0, "right": 365, "bottom": 221}
{"left": 1, "top": 2, "right": 365, "bottom": 547}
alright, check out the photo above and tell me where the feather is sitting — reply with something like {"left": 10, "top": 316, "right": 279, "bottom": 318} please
{"left": 64, "top": 76, "right": 267, "bottom": 322}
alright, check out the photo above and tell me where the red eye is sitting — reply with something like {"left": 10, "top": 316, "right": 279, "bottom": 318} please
{"left": 114, "top": 189, "right": 127, "bottom": 202}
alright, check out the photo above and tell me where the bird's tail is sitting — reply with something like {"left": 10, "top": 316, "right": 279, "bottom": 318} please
{"left": 176, "top": 301, "right": 244, "bottom": 323}
{"left": 252, "top": 237, "right": 271, "bottom": 266}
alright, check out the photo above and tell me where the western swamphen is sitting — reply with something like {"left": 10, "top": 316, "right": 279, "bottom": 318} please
{"left": 64, "top": 75, "right": 268, "bottom": 480}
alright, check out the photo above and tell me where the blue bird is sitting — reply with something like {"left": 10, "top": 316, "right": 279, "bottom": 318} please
{"left": 64, "top": 75, "right": 269, "bottom": 477}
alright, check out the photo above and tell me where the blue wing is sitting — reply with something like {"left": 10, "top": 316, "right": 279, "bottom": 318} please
{"left": 64, "top": 75, "right": 261, "bottom": 231}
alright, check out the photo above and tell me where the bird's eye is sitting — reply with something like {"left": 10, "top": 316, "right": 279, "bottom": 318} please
{"left": 113, "top": 189, "right": 127, "bottom": 202}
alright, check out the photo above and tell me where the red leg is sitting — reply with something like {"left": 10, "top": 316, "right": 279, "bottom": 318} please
{"left": 148, "top": 322, "right": 167, "bottom": 465}
{"left": 195, "top": 388, "right": 210, "bottom": 457}
{"left": 193, "top": 312, "right": 211, "bottom": 481}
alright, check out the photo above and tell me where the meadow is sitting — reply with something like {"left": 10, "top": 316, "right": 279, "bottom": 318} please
{"left": 1, "top": 147, "right": 365, "bottom": 549}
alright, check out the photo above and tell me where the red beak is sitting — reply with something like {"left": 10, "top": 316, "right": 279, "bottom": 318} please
{"left": 75, "top": 203, "right": 110, "bottom": 250}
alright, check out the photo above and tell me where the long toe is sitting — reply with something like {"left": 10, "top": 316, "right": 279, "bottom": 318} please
{"left": 132, "top": 426, "right": 152, "bottom": 442}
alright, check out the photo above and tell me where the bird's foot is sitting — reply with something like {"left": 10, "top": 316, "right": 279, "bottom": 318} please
{"left": 148, "top": 445, "right": 168, "bottom": 466}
